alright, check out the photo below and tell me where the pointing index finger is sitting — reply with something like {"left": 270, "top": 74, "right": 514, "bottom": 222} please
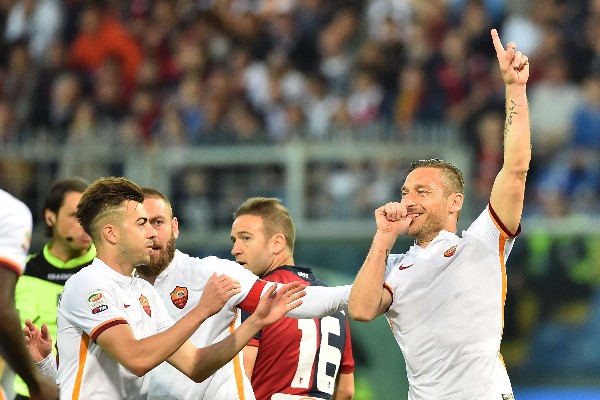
{"left": 491, "top": 28, "right": 504, "bottom": 55}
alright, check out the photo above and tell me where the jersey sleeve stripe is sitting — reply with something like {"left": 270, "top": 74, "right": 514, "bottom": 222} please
{"left": 90, "top": 318, "right": 128, "bottom": 342}
{"left": 488, "top": 203, "right": 521, "bottom": 237}
{"left": 496, "top": 219, "right": 510, "bottom": 365}
{"left": 0, "top": 257, "right": 22, "bottom": 276}
{"left": 238, "top": 279, "right": 268, "bottom": 313}
{"left": 383, "top": 282, "right": 394, "bottom": 311}
{"left": 229, "top": 313, "right": 246, "bottom": 400}
{"left": 72, "top": 333, "right": 91, "bottom": 400}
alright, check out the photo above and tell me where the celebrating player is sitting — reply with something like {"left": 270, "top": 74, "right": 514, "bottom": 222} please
{"left": 348, "top": 29, "right": 530, "bottom": 399}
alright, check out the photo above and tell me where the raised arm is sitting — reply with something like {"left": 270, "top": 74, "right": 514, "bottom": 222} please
{"left": 489, "top": 28, "right": 531, "bottom": 234}
{"left": 349, "top": 202, "right": 413, "bottom": 321}
{"left": 167, "top": 282, "right": 305, "bottom": 382}
{"left": 96, "top": 273, "right": 240, "bottom": 377}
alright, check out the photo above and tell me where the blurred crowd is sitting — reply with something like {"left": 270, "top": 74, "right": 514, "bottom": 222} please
{"left": 1, "top": 0, "right": 600, "bottom": 381}
{"left": 1, "top": 0, "right": 600, "bottom": 215}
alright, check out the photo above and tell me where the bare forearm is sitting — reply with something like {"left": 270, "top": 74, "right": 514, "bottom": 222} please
{"left": 102, "top": 309, "right": 209, "bottom": 376}
{"left": 333, "top": 372, "right": 354, "bottom": 400}
{"left": 491, "top": 84, "right": 530, "bottom": 232}
{"left": 349, "top": 231, "right": 395, "bottom": 321}
{"left": 188, "top": 315, "right": 264, "bottom": 382}
{"left": 503, "top": 84, "right": 531, "bottom": 174}
{"left": 0, "top": 306, "right": 44, "bottom": 390}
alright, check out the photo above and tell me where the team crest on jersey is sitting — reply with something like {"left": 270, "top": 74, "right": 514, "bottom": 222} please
{"left": 443, "top": 245, "right": 457, "bottom": 257}
{"left": 139, "top": 295, "right": 152, "bottom": 317}
{"left": 170, "top": 286, "right": 189, "bottom": 309}
{"left": 87, "top": 290, "right": 108, "bottom": 314}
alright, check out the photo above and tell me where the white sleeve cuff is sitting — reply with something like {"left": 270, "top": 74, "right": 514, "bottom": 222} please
{"left": 35, "top": 352, "right": 57, "bottom": 380}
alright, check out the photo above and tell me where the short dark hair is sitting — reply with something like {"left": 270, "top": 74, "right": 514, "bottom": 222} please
{"left": 140, "top": 187, "right": 173, "bottom": 218}
{"left": 43, "top": 177, "right": 89, "bottom": 237}
{"left": 76, "top": 177, "right": 144, "bottom": 242}
{"left": 405, "top": 158, "right": 465, "bottom": 196}
{"left": 233, "top": 197, "right": 295, "bottom": 253}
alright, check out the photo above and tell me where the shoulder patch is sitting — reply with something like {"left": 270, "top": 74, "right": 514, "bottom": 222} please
{"left": 170, "top": 286, "right": 189, "bottom": 309}
{"left": 139, "top": 294, "right": 152, "bottom": 317}
{"left": 444, "top": 245, "right": 457, "bottom": 257}
{"left": 87, "top": 290, "right": 108, "bottom": 314}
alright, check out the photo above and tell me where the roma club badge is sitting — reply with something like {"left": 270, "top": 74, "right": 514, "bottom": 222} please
{"left": 139, "top": 294, "right": 152, "bottom": 317}
{"left": 444, "top": 245, "right": 457, "bottom": 257}
{"left": 170, "top": 286, "right": 189, "bottom": 309}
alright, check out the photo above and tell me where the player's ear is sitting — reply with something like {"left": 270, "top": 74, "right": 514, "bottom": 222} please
{"left": 103, "top": 224, "right": 118, "bottom": 245}
{"left": 271, "top": 232, "right": 286, "bottom": 255}
{"left": 449, "top": 193, "right": 463, "bottom": 214}
{"left": 172, "top": 216, "right": 180, "bottom": 239}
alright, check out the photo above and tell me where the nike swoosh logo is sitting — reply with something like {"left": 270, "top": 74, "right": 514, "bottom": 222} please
{"left": 124, "top": 304, "right": 131, "bottom": 308}
{"left": 398, "top": 264, "right": 413, "bottom": 270}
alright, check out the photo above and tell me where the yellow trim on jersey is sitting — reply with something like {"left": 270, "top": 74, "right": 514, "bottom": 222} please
{"left": 229, "top": 312, "right": 245, "bottom": 400}
{"left": 489, "top": 208, "right": 510, "bottom": 368}
{"left": 73, "top": 333, "right": 91, "bottom": 399}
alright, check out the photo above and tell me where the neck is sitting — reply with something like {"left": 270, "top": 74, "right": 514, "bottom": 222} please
{"left": 99, "top": 253, "right": 135, "bottom": 277}
{"left": 264, "top": 255, "right": 294, "bottom": 276}
{"left": 137, "top": 271, "right": 156, "bottom": 285}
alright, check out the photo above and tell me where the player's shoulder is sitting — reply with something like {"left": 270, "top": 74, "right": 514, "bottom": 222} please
{"left": 0, "top": 190, "right": 31, "bottom": 219}
{"left": 0, "top": 190, "right": 32, "bottom": 227}
{"left": 266, "top": 265, "right": 318, "bottom": 285}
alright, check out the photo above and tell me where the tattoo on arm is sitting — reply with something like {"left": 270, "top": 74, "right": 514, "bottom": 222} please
{"left": 504, "top": 99, "right": 519, "bottom": 139}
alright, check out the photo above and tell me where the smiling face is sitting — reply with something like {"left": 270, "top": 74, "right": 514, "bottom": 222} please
{"left": 401, "top": 167, "right": 462, "bottom": 243}
{"left": 230, "top": 214, "right": 276, "bottom": 277}
{"left": 135, "top": 197, "right": 179, "bottom": 278}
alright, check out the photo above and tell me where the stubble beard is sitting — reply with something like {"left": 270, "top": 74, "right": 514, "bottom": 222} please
{"left": 137, "top": 235, "right": 176, "bottom": 278}
{"left": 408, "top": 210, "right": 446, "bottom": 243}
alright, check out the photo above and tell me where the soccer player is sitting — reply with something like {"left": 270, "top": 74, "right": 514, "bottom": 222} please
{"left": 14, "top": 177, "right": 96, "bottom": 400}
{"left": 26, "top": 182, "right": 349, "bottom": 399}
{"left": 348, "top": 29, "right": 530, "bottom": 399}
{"left": 46, "top": 177, "right": 306, "bottom": 399}
{"left": 136, "top": 189, "right": 351, "bottom": 399}
{"left": 0, "top": 188, "right": 58, "bottom": 400}
{"left": 232, "top": 197, "right": 355, "bottom": 400}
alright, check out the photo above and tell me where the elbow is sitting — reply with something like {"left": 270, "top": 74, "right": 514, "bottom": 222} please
{"left": 348, "top": 305, "right": 376, "bottom": 322}
{"left": 126, "top": 360, "right": 153, "bottom": 377}
{"left": 190, "top": 371, "right": 211, "bottom": 384}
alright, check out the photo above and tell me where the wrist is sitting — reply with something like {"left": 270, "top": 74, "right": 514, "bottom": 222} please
{"left": 246, "top": 313, "right": 266, "bottom": 330}
{"left": 505, "top": 84, "right": 527, "bottom": 97}
{"left": 374, "top": 230, "right": 398, "bottom": 247}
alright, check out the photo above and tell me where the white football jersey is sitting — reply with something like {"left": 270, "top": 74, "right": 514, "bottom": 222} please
{"left": 384, "top": 206, "right": 516, "bottom": 400}
{"left": 148, "top": 250, "right": 261, "bottom": 399}
{"left": 56, "top": 259, "right": 174, "bottom": 399}
{"left": 0, "top": 189, "right": 32, "bottom": 275}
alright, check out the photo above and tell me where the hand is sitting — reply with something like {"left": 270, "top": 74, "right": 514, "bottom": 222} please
{"left": 196, "top": 272, "right": 241, "bottom": 318}
{"left": 375, "top": 202, "right": 415, "bottom": 237}
{"left": 491, "top": 28, "right": 529, "bottom": 86}
{"left": 23, "top": 320, "right": 52, "bottom": 362}
{"left": 28, "top": 374, "right": 59, "bottom": 400}
{"left": 252, "top": 282, "right": 306, "bottom": 327}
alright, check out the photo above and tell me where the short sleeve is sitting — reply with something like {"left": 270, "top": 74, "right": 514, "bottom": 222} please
{"left": 59, "top": 275, "right": 128, "bottom": 342}
{"left": 0, "top": 194, "right": 32, "bottom": 275}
